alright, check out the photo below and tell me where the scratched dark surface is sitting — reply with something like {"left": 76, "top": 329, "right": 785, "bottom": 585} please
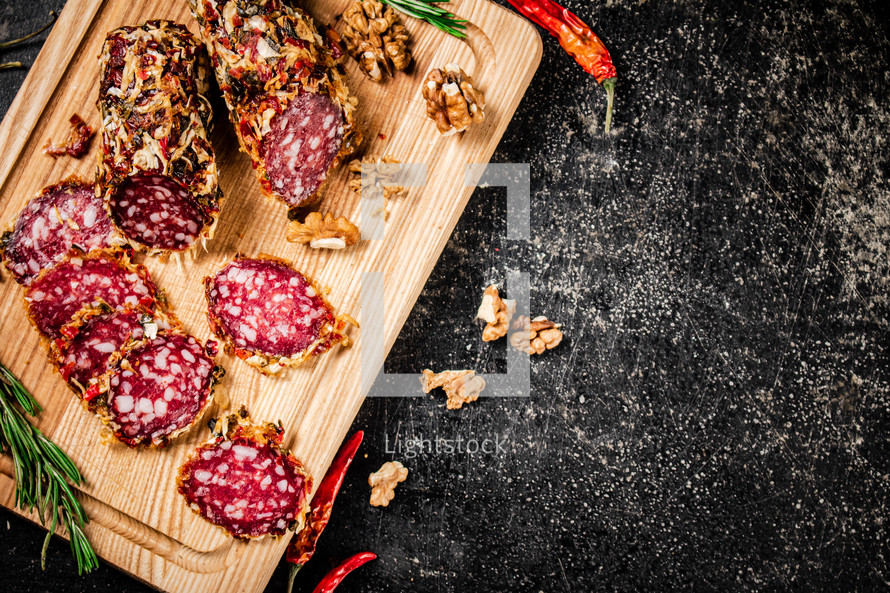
{"left": 2, "top": 0, "right": 890, "bottom": 591}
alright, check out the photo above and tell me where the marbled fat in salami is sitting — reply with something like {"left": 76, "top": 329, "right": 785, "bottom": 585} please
{"left": 100, "top": 332, "right": 218, "bottom": 447}
{"left": 188, "top": 0, "right": 360, "bottom": 211}
{"left": 52, "top": 305, "right": 178, "bottom": 394}
{"left": 177, "top": 408, "right": 312, "bottom": 538}
{"left": 1, "top": 179, "right": 118, "bottom": 284}
{"left": 25, "top": 250, "right": 157, "bottom": 339}
{"left": 97, "top": 21, "right": 221, "bottom": 255}
{"left": 204, "top": 256, "right": 352, "bottom": 374}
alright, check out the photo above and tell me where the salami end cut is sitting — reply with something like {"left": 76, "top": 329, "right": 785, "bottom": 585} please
{"left": 177, "top": 407, "right": 312, "bottom": 539}
{"left": 204, "top": 255, "right": 353, "bottom": 375}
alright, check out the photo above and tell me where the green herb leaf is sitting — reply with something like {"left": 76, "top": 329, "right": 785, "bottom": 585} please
{"left": 380, "top": 0, "right": 467, "bottom": 39}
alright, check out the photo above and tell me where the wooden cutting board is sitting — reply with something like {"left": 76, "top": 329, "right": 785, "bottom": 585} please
{"left": 0, "top": 1, "right": 540, "bottom": 591}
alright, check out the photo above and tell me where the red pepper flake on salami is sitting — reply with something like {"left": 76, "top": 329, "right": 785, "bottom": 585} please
{"left": 1, "top": 179, "right": 119, "bottom": 285}
{"left": 204, "top": 255, "right": 354, "bottom": 375}
{"left": 24, "top": 249, "right": 158, "bottom": 339}
{"left": 177, "top": 407, "right": 312, "bottom": 539}
{"left": 97, "top": 21, "right": 222, "bottom": 255}
{"left": 51, "top": 303, "right": 179, "bottom": 396}
{"left": 96, "top": 331, "right": 221, "bottom": 447}
{"left": 188, "top": 0, "right": 360, "bottom": 210}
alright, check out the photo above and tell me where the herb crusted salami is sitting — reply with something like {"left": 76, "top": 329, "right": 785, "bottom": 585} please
{"left": 1, "top": 178, "right": 119, "bottom": 285}
{"left": 177, "top": 407, "right": 312, "bottom": 539}
{"left": 187, "top": 0, "right": 360, "bottom": 210}
{"left": 97, "top": 20, "right": 222, "bottom": 255}
{"left": 204, "top": 255, "right": 353, "bottom": 374}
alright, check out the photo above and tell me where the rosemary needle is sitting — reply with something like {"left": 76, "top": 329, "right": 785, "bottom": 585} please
{"left": 380, "top": 0, "right": 467, "bottom": 38}
{"left": 0, "top": 364, "right": 98, "bottom": 574}
{"left": 0, "top": 11, "right": 58, "bottom": 50}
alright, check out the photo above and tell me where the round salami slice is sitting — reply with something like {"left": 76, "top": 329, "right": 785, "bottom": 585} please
{"left": 51, "top": 304, "right": 179, "bottom": 395}
{"left": 98, "top": 332, "right": 219, "bottom": 447}
{"left": 262, "top": 93, "right": 344, "bottom": 208}
{"left": 177, "top": 407, "right": 312, "bottom": 539}
{"left": 204, "top": 256, "right": 353, "bottom": 374}
{"left": 25, "top": 250, "right": 157, "bottom": 339}
{"left": 1, "top": 179, "right": 118, "bottom": 284}
{"left": 108, "top": 173, "right": 210, "bottom": 252}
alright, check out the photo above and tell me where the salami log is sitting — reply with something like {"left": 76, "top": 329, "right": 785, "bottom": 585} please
{"left": 97, "top": 20, "right": 222, "bottom": 255}
{"left": 91, "top": 331, "right": 221, "bottom": 447}
{"left": 177, "top": 407, "right": 312, "bottom": 538}
{"left": 187, "top": 0, "right": 360, "bottom": 210}
{"left": 51, "top": 303, "right": 179, "bottom": 395}
{"left": 1, "top": 179, "right": 119, "bottom": 285}
{"left": 204, "top": 255, "right": 353, "bottom": 374}
{"left": 24, "top": 249, "right": 158, "bottom": 339}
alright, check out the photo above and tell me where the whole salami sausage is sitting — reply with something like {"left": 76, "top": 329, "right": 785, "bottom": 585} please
{"left": 187, "top": 0, "right": 360, "bottom": 210}
{"left": 1, "top": 178, "right": 120, "bottom": 285}
{"left": 91, "top": 330, "right": 222, "bottom": 447}
{"left": 97, "top": 20, "right": 222, "bottom": 255}
{"left": 24, "top": 249, "right": 159, "bottom": 339}
{"left": 204, "top": 255, "right": 353, "bottom": 374}
{"left": 51, "top": 303, "right": 180, "bottom": 396}
{"left": 177, "top": 407, "right": 312, "bottom": 538}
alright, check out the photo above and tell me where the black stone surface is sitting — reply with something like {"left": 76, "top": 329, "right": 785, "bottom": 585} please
{"left": 2, "top": 0, "right": 890, "bottom": 591}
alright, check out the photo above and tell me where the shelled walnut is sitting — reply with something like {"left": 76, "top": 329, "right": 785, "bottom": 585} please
{"left": 420, "top": 369, "right": 486, "bottom": 410}
{"left": 509, "top": 316, "right": 564, "bottom": 355}
{"left": 476, "top": 285, "right": 516, "bottom": 342}
{"left": 341, "top": 0, "right": 411, "bottom": 82}
{"left": 347, "top": 155, "right": 408, "bottom": 199}
{"left": 286, "top": 211, "right": 360, "bottom": 249}
{"left": 422, "top": 64, "right": 485, "bottom": 135}
{"left": 369, "top": 460, "right": 409, "bottom": 507}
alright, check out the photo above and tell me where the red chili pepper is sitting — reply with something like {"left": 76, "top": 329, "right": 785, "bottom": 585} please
{"left": 312, "top": 552, "right": 377, "bottom": 593}
{"left": 286, "top": 431, "right": 364, "bottom": 593}
{"left": 505, "top": 0, "right": 617, "bottom": 132}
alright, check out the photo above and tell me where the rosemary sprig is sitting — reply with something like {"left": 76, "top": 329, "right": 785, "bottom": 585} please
{"left": 0, "top": 364, "right": 98, "bottom": 574}
{"left": 0, "top": 11, "right": 58, "bottom": 71}
{"left": 380, "top": 0, "right": 467, "bottom": 38}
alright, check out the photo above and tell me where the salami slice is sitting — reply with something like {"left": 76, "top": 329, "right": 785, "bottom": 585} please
{"left": 94, "top": 331, "right": 220, "bottom": 447}
{"left": 97, "top": 20, "right": 222, "bottom": 255}
{"left": 204, "top": 255, "right": 353, "bottom": 374}
{"left": 25, "top": 249, "right": 157, "bottom": 339}
{"left": 1, "top": 179, "right": 119, "bottom": 285}
{"left": 51, "top": 304, "right": 179, "bottom": 395}
{"left": 187, "top": 0, "right": 360, "bottom": 210}
{"left": 177, "top": 407, "right": 312, "bottom": 539}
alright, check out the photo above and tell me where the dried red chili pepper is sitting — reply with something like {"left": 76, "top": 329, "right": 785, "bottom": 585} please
{"left": 286, "top": 431, "right": 364, "bottom": 593}
{"left": 42, "top": 114, "right": 94, "bottom": 159}
{"left": 505, "top": 0, "right": 617, "bottom": 132}
{"left": 312, "top": 552, "right": 377, "bottom": 593}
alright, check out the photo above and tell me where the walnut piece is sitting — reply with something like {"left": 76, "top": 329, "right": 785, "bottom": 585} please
{"left": 420, "top": 369, "right": 486, "bottom": 410}
{"left": 509, "top": 316, "right": 564, "bottom": 355}
{"left": 341, "top": 0, "right": 411, "bottom": 82}
{"left": 348, "top": 155, "right": 408, "bottom": 199}
{"left": 422, "top": 64, "right": 485, "bottom": 135}
{"left": 476, "top": 285, "right": 516, "bottom": 342}
{"left": 286, "top": 212, "right": 360, "bottom": 249}
{"left": 369, "top": 460, "right": 409, "bottom": 507}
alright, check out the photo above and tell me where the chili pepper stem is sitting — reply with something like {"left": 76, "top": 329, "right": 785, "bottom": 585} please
{"left": 0, "top": 11, "right": 58, "bottom": 50}
{"left": 287, "top": 562, "right": 303, "bottom": 593}
{"left": 602, "top": 77, "right": 616, "bottom": 134}
{"left": 0, "top": 62, "right": 24, "bottom": 71}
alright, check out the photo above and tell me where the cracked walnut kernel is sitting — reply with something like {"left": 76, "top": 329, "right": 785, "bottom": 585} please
{"left": 476, "top": 285, "right": 516, "bottom": 341}
{"left": 347, "top": 155, "right": 408, "bottom": 199}
{"left": 341, "top": 0, "right": 411, "bottom": 82}
{"left": 420, "top": 369, "right": 486, "bottom": 410}
{"left": 369, "top": 460, "right": 409, "bottom": 507}
{"left": 422, "top": 64, "right": 485, "bottom": 135}
{"left": 509, "top": 316, "right": 564, "bottom": 355}
{"left": 286, "top": 212, "right": 360, "bottom": 249}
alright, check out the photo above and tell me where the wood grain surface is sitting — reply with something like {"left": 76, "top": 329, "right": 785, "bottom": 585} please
{"left": 0, "top": 1, "right": 541, "bottom": 591}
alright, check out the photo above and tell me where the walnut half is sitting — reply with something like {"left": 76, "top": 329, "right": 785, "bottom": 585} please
{"left": 347, "top": 155, "right": 408, "bottom": 199}
{"left": 422, "top": 64, "right": 485, "bottom": 135}
{"left": 420, "top": 369, "right": 486, "bottom": 409}
{"left": 476, "top": 285, "right": 516, "bottom": 342}
{"left": 341, "top": 0, "right": 411, "bottom": 82}
{"left": 509, "top": 316, "right": 564, "bottom": 355}
{"left": 286, "top": 212, "right": 360, "bottom": 249}
{"left": 369, "top": 460, "right": 409, "bottom": 507}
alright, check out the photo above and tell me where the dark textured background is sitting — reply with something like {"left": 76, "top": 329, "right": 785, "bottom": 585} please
{"left": 2, "top": 0, "right": 890, "bottom": 591}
